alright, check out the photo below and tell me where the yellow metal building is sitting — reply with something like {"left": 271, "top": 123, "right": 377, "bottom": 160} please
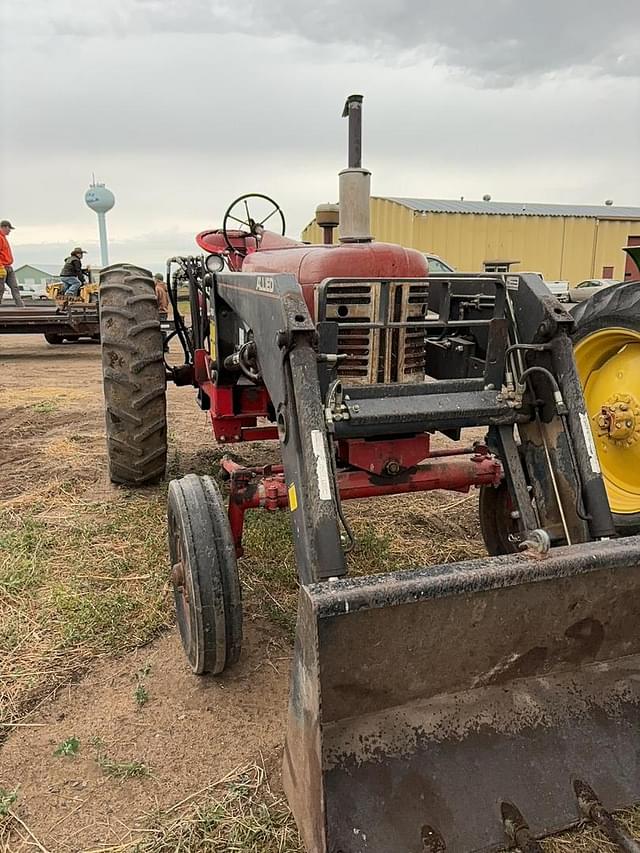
{"left": 302, "top": 198, "right": 640, "bottom": 284}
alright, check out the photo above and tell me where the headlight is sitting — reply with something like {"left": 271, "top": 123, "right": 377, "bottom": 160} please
{"left": 205, "top": 253, "right": 225, "bottom": 273}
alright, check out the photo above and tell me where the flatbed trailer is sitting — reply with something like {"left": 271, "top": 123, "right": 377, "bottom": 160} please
{"left": 0, "top": 305, "right": 176, "bottom": 347}
{"left": 0, "top": 304, "right": 100, "bottom": 342}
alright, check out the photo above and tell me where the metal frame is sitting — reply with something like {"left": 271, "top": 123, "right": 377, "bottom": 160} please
{"left": 165, "top": 264, "right": 616, "bottom": 561}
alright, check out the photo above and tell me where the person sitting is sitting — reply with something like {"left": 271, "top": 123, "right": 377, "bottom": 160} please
{"left": 59, "top": 248, "right": 88, "bottom": 298}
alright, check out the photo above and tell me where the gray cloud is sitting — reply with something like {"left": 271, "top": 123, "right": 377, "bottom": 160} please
{"left": 11, "top": 0, "right": 640, "bottom": 83}
{"left": 3, "top": 0, "right": 638, "bottom": 268}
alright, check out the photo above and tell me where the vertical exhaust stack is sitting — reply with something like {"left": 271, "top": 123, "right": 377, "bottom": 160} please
{"left": 338, "top": 95, "right": 372, "bottom": 243}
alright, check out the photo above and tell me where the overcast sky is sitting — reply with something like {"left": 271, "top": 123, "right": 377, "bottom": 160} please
{"left": 2, "top": 0, "right": 639, "bottom": 271}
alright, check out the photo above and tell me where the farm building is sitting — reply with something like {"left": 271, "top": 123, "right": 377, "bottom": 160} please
{"left": 301, "top": 198, "right": 640, "bottom": 284}
{"left": 13, "top": 264, "right": 61, "bottom": 286}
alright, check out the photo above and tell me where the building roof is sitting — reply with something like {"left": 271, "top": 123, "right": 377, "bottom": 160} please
{"left": 382, "top": 197, "right": 640, "bottom": 220}
{"left": 14, "top": 263, "right": 61, "bottom": 276}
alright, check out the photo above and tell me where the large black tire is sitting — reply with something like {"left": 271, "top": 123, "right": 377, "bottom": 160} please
{"left": 168, "top": 474, "right": 243, "bottom": 675}
{"left": 100, "top": 264, "right": 167, "bottom": 485}
{"left": 572, "top": 281, "right": 640, "bottom": 534}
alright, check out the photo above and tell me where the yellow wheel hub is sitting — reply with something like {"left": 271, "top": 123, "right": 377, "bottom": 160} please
{"left": 575, "top": 328, "right": 640, "bottom": 515}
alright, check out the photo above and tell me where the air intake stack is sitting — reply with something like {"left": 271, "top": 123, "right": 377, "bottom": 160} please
{"left": 338, "top": 95, "right": 372, "bottom": 243}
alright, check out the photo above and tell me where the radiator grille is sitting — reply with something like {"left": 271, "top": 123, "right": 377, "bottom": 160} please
{"left": 323, "top": 281, "right": 428, "bottom": 384}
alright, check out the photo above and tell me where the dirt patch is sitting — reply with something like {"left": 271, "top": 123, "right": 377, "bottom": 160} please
{"left": 0, "top": 630, "right": 289, "bottom": 850}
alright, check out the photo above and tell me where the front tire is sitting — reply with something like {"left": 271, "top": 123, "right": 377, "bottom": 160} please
{"left": 168, "top": 475, "right": 243, "bottom": 675}
{"left": 572, "top": 282, "right": 640, "bottom": 534}
{"left": 100, "top": 264, "right": 167, "bottom": 485}
{"left": 479, "top": 481, "right": 520, "bottom": 556}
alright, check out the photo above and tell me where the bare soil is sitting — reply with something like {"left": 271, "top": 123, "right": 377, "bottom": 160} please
{"left": 1, "top": 334, "right": 628, "bottom": 853}
{"left": 0, "top": 335, "right": 289, "bottom": 850}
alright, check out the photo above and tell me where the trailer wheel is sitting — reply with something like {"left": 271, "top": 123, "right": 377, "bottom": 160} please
{"left": 168, "top": 474, "right": 243, "bottom": 675}
{"left": 479, "top": 481, "right": 520, "bottom": 556}
{"left": 572, "top": 282, "right": 640, "bottom": 534}
{"left": 100, "top": 264, "right": 167, "bottom": 485}
{"left": 44, "top": 333, "right": 64, "bottom": 345}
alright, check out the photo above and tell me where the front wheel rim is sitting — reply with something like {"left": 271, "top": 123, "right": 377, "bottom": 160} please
{"left": 574, "top": 327, "right": 640, "bottom": 515}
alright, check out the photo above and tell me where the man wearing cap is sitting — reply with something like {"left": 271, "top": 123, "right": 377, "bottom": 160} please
{"left": 59, "top": 248, "right": 88, "bottom": 298}
{"left": 153, "top": 272, "right": 169, "bottom": 319}
{"left": 0, "top": 220, "right": 25, "bottom": 307}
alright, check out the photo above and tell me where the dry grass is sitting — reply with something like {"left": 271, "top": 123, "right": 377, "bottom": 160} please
{"left": 77, "top": 763, "right": 301, "bottom": 853}
{"left": 0, "top": 490, "right": 172, "bottom": 729}
{"left": 18, "top": 756, "right": 631, "bottom": 853}
{"left": 0, "top": 410, "right": 637, "bottom": 852}
{"left": 239, "top": 487, "right": 483, "bottom": 639}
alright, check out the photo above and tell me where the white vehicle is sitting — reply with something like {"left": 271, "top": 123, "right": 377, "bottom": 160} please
{"left": 521, "top": 271, "right": 569, "bottom": 302}
{"left": 30, "top": 283, "right": 51, "bottom": 300}
{"left": 424, "top": 253, "right": 455, "bottom": 273}
{"left": 16, "top": 285, "right": 37, "bottom": 300}
{"left": 568, "top": 278, "right": 622, "bottom": 303}
{"left": 544, "top": 280, "right": 570, "bottom": 301}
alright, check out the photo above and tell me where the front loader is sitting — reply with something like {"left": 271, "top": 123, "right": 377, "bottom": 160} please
{"left": 99, "top": 96, "right": 640, "bottom": 852}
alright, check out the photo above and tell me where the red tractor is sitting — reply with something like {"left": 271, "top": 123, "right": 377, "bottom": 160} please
{"left": 99, "top": 97, "right": 640, "bottom": 852}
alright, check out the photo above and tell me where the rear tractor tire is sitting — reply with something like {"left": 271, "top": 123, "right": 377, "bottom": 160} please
{"left": 100, "top": 264, "right": 167, "bottom": 486}
{"left": 168, "top": 475, "right": 243, "bottom": 675}
{"left": 572, "top": 282, "right": 640, "bottom": 535}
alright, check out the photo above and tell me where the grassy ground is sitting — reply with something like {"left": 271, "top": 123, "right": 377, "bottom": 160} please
{"left": 0, "top": 489, "right": 171, "bottom": 728}
{"left": 0, "top": 451, "right": 637, "bottom": 850}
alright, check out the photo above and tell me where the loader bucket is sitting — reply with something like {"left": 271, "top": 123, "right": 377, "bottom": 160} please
{"left": 283, "top": 536, "right": 640, "bottom": 853}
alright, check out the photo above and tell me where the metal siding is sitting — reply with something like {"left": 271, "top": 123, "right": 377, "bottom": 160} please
{"left": 370, "top": 197, "right": 412, "bottom": 245}
{"left": 302, "top": 200, "right": 639, "bottom": 285}
{"left": 560, "top": 218, "right": 598, "bottom": 283}
{"left": 302, "top": 219, "right": 323, "bottom": 242}
{"left": 593, "top": 219, "right": 636, "bottom": 281}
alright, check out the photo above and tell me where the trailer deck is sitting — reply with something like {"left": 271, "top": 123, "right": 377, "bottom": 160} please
{"left": 0, "top": 304, "right": 100, "bottom": 338}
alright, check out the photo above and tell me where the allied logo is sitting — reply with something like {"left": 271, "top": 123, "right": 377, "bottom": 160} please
{"left": 256, "top": 276, "right": 275, "bottom": 293}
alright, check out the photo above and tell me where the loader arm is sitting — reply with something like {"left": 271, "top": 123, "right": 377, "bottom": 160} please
{"left": 208, "top": 268, "right": 636, "bottom": 853}
{"left": 213, "top": 272, "right": 347, "bottom": 583}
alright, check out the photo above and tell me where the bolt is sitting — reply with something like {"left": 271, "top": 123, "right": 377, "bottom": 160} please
{"left": 385, "top": 460, "right": 401, "bottom": 476}
{"left": 352, "top": 404, "right": 360, "bottom": 413}
{"left": 510, "top": 510, "right": 521, "bottom": 520}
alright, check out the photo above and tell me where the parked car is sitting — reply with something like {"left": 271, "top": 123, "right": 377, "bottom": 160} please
{"left": 544, "top": 280, "right": 570, "bottom": 301}
{"left": 568, "top": 278, "right": 622, "bottom": 303}
{"left": 518, "top": 271, "right": 569, "bottom": 301}
{"left": 16, "top": 285, "right": 37, "bottom": 300}
{"left": 30, "top": 283, "right": 51, "bottom": 300}
{"left": 423, "top": 253, "right": 455, "bottom": 273}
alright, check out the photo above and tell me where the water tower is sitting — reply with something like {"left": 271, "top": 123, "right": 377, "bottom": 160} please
{"left": 85, "top": 178, "right": 115, "bottom": 267}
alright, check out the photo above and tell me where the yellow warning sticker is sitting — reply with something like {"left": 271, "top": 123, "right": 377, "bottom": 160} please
{"left": 288, "top": 483, "right": 298, "bottom": 512}
{"left": 209, "top": 321, "right": 217, "bottom": 360}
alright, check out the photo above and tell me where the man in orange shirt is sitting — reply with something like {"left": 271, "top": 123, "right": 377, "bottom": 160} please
{"left": 0, "top": 220, "right": 24, "bottom": 307}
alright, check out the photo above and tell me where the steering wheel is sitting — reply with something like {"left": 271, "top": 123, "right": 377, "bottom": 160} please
{"left": 222, "top": 193, "right": 286, "bottom": 254}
